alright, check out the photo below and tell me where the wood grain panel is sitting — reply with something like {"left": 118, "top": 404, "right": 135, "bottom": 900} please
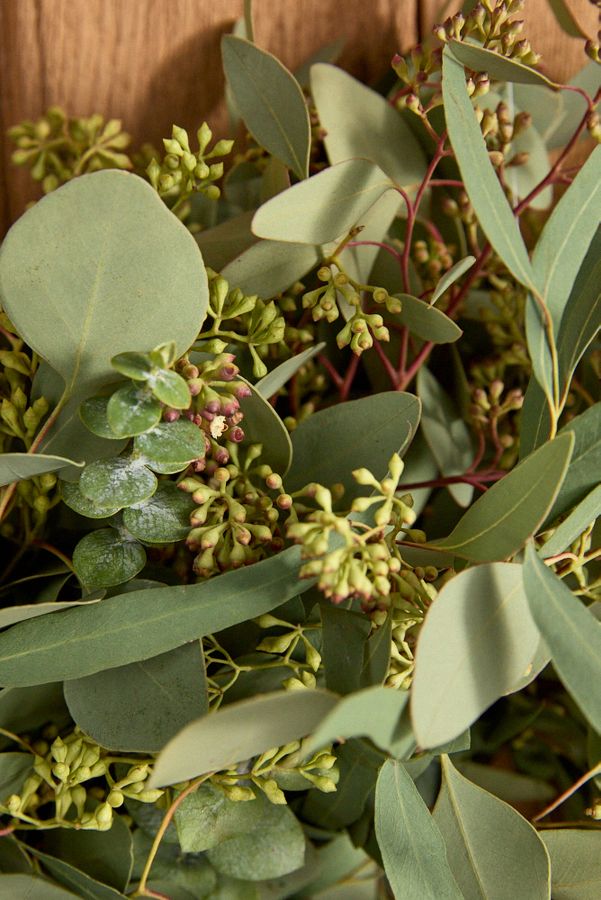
{"left": 0, "top": 0, "right": 597, "bottom": 234}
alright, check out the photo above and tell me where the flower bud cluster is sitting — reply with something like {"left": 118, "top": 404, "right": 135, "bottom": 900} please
{"left": 476, "top": 101, "right": 533, "bottom": 174}
{"left": 9, "top": 107, "right": 131, "bottom": 193}
{"left": 179, "top": 441, "right": 287, "bottom": 577}
{"left": 434, "top": 1, "right": 540, "bottom": 68}
{"left": 412, "top": 238, "right": 455, "bottom": 290}
{"left": 0, "top": 727, "right": 162, "bottom": 832}
{"left": 287, "top": 455, "right": 417, "bottom": 605}
{"left": 147, "top": 123, "right": 233, "bottom": 206}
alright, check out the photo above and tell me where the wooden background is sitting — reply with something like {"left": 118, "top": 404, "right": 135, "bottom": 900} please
{"left": 0, "top": 0, "right": 598, "bottom": 235}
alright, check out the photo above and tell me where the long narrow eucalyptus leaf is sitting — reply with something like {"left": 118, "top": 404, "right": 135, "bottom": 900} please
{"left": 0, "top": 453, "right": 83, "bottom": 487}
{"left": 540, "top": 484, "right": 601, "bottom": 557}
{"left": 0, "top": 546, "right": 307, "bottom": 687}
{"left": 449, "top": 40, "right": 558, "bottom": 87}
{"left": 442, "top": 49, "right": 537, "bottom": 292}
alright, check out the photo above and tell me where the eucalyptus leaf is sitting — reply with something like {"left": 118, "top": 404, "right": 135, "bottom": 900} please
{"left": 303, "top": 738, "right": 384, "bottom": 830}
{"left": 417, "top": 367, "right": 473, "bottom": 507}
{"left": 442, "top": 49, "right": 537, "bottom": 292}
{"left": 64, "top": 642, "right": 207, "bottom": 752}
{"left": 433, "top": 756, "right": 551, "bottom": 900}
{"left": 449, "top": 39, "right": 558, "bottom": 88}
{"left": 106, "top": 385, "right": 162, "bottom": 437}
{"left": 432, "top": 432, "right": 574, "bottom": 561}
{"left": 149, "top": 690, "right": 337, "bottom": 787}
{"left": 0, "top": 598, "right": 100, "bottom": 630}
{"left": 27, "top": 847, "right": 126, "bottom": 900}
{"left": 0, "top": 453, "right": 83, "bottom": 488}
{"left": 0, "top": 752, "right": 36, "bottom": 799}
{"left": 430, "top": 255, "right": 476, "bottom": 305}
{"left": 310, "top": 63, "right": 426, "bottom": 188}
{"left": 222, "top": 36, "right": 310, "bottom": 180}
{"left": 256, "top": 343, "right": 326, "bottom": 398}
{"left": 238, "top": 378, "right": 292, "bottom": 475}
{"left": 396, "top": 294, "right": 463, "bottom": 343}
{"left": 285, "top": 392, "right": 421, "bottom": 500}
{"left": 523, "top": 543, "right": 601, "bottom": 733}
{"left": 252, "top": 159, "right": 393, "bottom": 245}
{"left": 41, "top": 816, "right": 133, "bottom": 893}
{"left": 72, "top": 529, "right": 146, "bottom": 590}
{"left": 134, "top": 419, "right": 205, "bottom": 474}
{"left": 546, "top": 62, "right": 601, "bottom": 149}
{"left": 0, "top": 171, "right": 207, "bottom": 412}
{"left": 79, "top": 396, "right": 119, "bottom": 439}
{"left": 110, "top": 351, "right": 153, "bottom": 382}
{"left": 0, "top": 545, "right": 309, "bottom": 686}
{"left": 175, "top": 782, "right": 263, "bottom": 853}
{"left": 306, "top": 686, "right": 409, "bottom": 757}
{"left": 0, "top": 875, "right": 79, "bottom": 898}
{"left": 294, "top": 37, "right": 345, "bottom": 89}
{"left": 206, "top": 792, "right": 305, "bottom": 882}
{"left": 79, "top": 458, "right": 157, "bottom": 507}
{"left": 541, "top": 829, "right": 601, "bottom": 899}
{"left": 149, "top": 369, "right": 191, "bottom": 409}
{"left": 320, "top": 604, "right": 371, "bottom": 696}
{"left": 61, "top": 481, "right": 121, "bottom": 519}
{"left": 525, "top": 293, "right": 555, "bottom": 410}
{"left": 123, "top": 482, "right": 194, "bottom": 543}
{"left": 222, "top": 240, "right": 320, "bottom": 299}
{"left": 375, "top": 759, "right": 462, "bottom": 900}
{"left": 546, "top": 403, "right": 601, "bottom": 522}
{"left": 195, "top": 211, "right": 257, "bottom": 271}
{"left": 411, "top": 563, "right": 540, "bottom": 748}
{"left": 557, "top": 226, "right": 601, "bottom": 394}
{"left": 541, "top": 484, "right": 601, "bottom": 557}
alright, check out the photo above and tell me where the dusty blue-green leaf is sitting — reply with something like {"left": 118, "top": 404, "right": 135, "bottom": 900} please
{"left": 523, "top": 542, "right": 601, "bottom": 732}
{"left": 519, "top": 378, "right": 552, "bottom": 456}
{"left": 396, "top": 294, "right": 463, "bottom": 343}
{"left": 433, "top": 756, "right": 551, "bottom": 900}
{"left": 122, "top": 482, "right": 194, "bottom": 544}
{"left": 303, "top": 738, "right": 383, "bottom": 830}
{"left": 547, "top": 404, "right": 601, "bottom": 522}
{"left": 310, "top": 63, "right": 426, "bottom": 188}
{"left": 512, "top": 82, "right": 564, "bottom": 144}
{"left": 195, "top": 211, "right": 257, "bottom": 271}
{"left": 541, "top": 484, "right": 601, "bottom": 557}
{"left": 222, "top": 35, "right": 310, "bottom": 180}
{"left": 546, "top": 62, "right": 601, "bottom": 149}
{"left": 134, "top": 419, "right": 205, "bottom": 475}
{"left": 256, "top": 343, "right": 326, "bottom": 399}
{"left": 149, "top": 689, "right": 337, "bottom": 787}
{"left": 73, "top": 529, "right": 146, "bottom": 591}
{"left": 294, "top": 37, "right": 344, "bottom": 89}
{"left": 432, "top": 432, "right": 574, "bottom": 560}
{"left": 525, "top": 293, "right": 555, "bottom": 409}
{"left": 0, "top": 835, "right": 32, "bottom": 873}
{"left": 411, "top": 563, "right": 540, "bottom": 748}
{"left": 259, "top": 156, "right": 291, "bottom": 203}
{"left": 106, "top": 384, "right": 162, "bottom": 438}
{"left": 430, "top": 256, "right": 476, "bottom": 305}
{"left": 0, "top": 171, "right": 206, "bottom": 412}
{"left": 417, "top": 367, "right": 473, "bottom": 507}
{"left": 547, "top": 0, "right": 588, "bottom": 38}
{"left": 110, "top": 351, "right": 153, "bottom": 382}
{"left": 79, "top": 458, "right": 157, "bottom": 507}
{"left": 27, "top": 847, "right": 126, "bottom": 900}
{"left": 0, "top": 752, "right": 35, "bottom": 799}
{"left": 306, "top": 686, "right": 409, "bottom": 756}
{"left": 0, "top": 453, "right": 83, "bottom": 488}
{"left": 442, "top": 49, "right": 537, "bottom": 292}
{"left": 252, "top": 159, "right": 392, "bottom": 245}
{"left": 541, "top": 829, "right": 601, "bottom": 899}
{"left": 61, "top": 480, "right": 121, "bottom": 519}
{"left": 0, "top": 683, "right": 69, "bottom": 740}
{"left": 0, "top": 598, "right": 100, "bottom": 630}
{"left": 41, "top": 816, "right": 132, "bottom": 893}
{"left": 449, "top": 39, "right": 558, "bottom": 87}
{"left": 238, "top": 378, "right": 292, "bottom": 475}
{"left": 360, "top": 614, "right": 392, "bottom": 690}
{"left": 456, "top": 761, "right": 554, "bottom": 806}
{"left": 0, "top": 875, "right": 79, "bottom": 898}
{"left": 222, "top": 240, "right": 320, "bottom": 299}
{"left": 175, "top": 782, "right": 263, "bottom": 853}
{"left": 502, "top": 92, "right": 553, "bottom": 210}
{"left": 298, "top": 833, "right": 367, "bottom": 897}
{"left": 149, "top": 369, "right": 191, "bottom": 409}
{"left": 0, "top": 545, "right": 308, "bottom": 686}
{"left": 375, "top": 759, "right": 462, "bottom": 900}
{"left": 532, "top": 146, "right": 601, "bottom": 329}
{"left": 285, "top": 392, "right": 421, "bottom": 499}
{"left": 64, "top": 642, "right": 207, "bottom": 752}
{"left": 398, "top": 430, "right": 438, "bottom": 519}
{"left": 320, "top": 604, "right": 371, "bottom": 696}
{"left": 557, "top": 226, "right": 601, "bottom": 392}
{"left": 79, "top": 396, "right": 119, "bottom": 439}
{"left": 207, "top": 792, "right": 305, "bottom": 882}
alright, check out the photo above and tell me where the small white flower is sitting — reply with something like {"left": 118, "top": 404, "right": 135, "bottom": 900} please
{"left": 210, "top": 415, "right": 227, "bottom": 439}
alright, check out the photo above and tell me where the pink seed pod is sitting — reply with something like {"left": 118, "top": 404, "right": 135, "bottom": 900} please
{"left": 205, "top": 399, "right": 221, "bottom": 414}
{"left": 218, "top": 364, "right": 239, "bottom": 381}
{"left": 163, "top": 409, "right": 180, "bottom": 422}
{"left": 235, "top": 384, "right": 252, "bottom": 400}
{"left": 228, "top": 426, "right": 245, "bottom": 443}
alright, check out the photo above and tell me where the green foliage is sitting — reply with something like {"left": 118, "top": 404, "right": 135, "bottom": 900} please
{"left": 0, "top": 2, "right": 600, "bottom": 896}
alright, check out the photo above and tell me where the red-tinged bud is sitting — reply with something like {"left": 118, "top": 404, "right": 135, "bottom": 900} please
{"left": 187, "top": 378, "right": 203, "bottom": 396}
{"left": 221, "top": 399, "right": 239, "bottom": 417}
{"left": 192, "top": 458, "right": 206, "bottom": 473}
{"left": 163, "top": 408, "right": 180, "bottom": 422}
{"left": 228, "top": 426, "right": 245, "bottom": 443}
{"left": 235, "top": 384, "right": 252, "bottom": 400}
{"left": 205, "top": 399, "right": 221, "bottom": 414}
{"left": 213, "top": 447, "right": 230, "bottom": 465}
{"left": 218, "top": 363, "right": 238, "bottom": 380}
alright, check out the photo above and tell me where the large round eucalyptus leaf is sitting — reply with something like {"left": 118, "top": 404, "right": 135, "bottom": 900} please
{"left": 123, "top": 482, "right": 194, "bottom": 543}
{"left": 0, "top": 171, "right": 207, "bottom": 408}
{"left": 149, "top": 370, "right": 191, "bottom": 409}
{"left": 73, "top": 530, "right": 146, "bottom": 590}
{"left": 134, "top": 420, "right": 205, "bottom": 474}
{"left": 107, "top": 384, "right": 163, "bottom": 437}
{"left": 61, "top": 481, "right": 122, "bottom": 519}
{"left": 79, "top": 458, "right": 157, "bottom": 507}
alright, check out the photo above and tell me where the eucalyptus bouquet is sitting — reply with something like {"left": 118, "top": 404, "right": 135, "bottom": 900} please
{"left": 0, "top": 0, "right": 599, "bottom": 897}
